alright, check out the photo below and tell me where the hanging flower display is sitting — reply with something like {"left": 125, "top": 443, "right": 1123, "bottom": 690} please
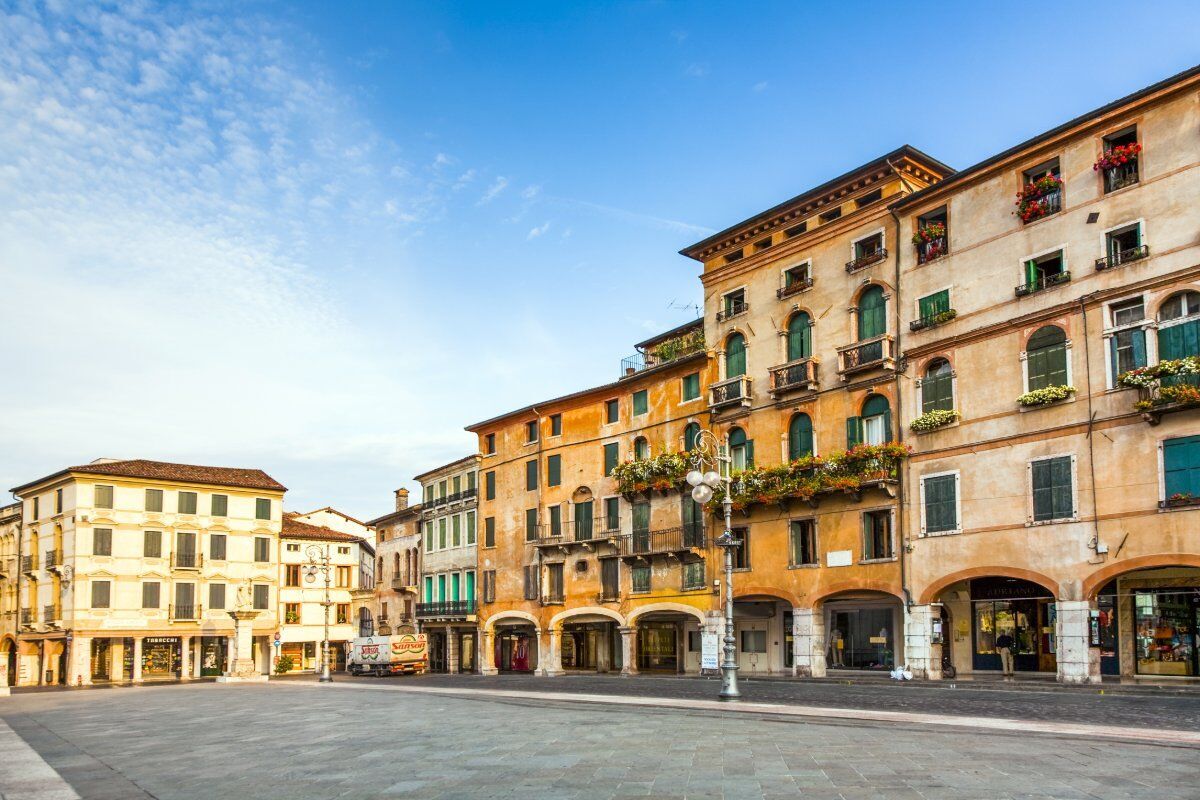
{"left": 1015, "top": 175, "right": 1064, "bottom": 223}
{"left": 1093, "top": 142, "right": 1141, "bottom": 171}
{"left": 911, "top": 221, "right": 946, "bottom": 246}
{"left": 1017, "top": 384, "right": 1076, "bottom": 407}
{"left": 611, "top": 451, "right": 691, "bottom": 495}
{"left": 910, "top": 408, "right": 958, "bottom": 432}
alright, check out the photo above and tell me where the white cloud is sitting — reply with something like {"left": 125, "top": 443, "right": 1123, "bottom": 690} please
{"left": 526, "top": 221, "right": 551, "bottom": 240}
{"left": 753, "top": 81, "right": 768, "bottom": 93}
{"left": 520, "top": 184, "right": 541, "bottom": 200}
{"left": 478, "top": 175, "right": 508, "bottom": 204}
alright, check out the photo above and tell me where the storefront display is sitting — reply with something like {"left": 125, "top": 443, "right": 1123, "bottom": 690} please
{"left": 1095, "top": 585, "right": 1120, "bottom": 675}
{"left": 495, "top": 628, "right": 533, "bottom": 672}
{"left": 970, "top": 578, "right": 1055, "bottom": 673}
{"left": 828, "top": 608, "right": 893, "bottom": 669}
{"left": 637, "top": 623, "right": 678, "bottom": 671}
{"left": 200, "top": 637, "right": 227, "bottom": 677}
{"left": 1134, "top": 590, "right": 1199, "bottom": 676}
{"left": 141, "top": 637, "right": 181, "bottom": 679}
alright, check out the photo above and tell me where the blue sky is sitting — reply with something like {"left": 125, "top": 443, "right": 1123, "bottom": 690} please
{"left": 1, "top": 1, "right": 1198, "bottom": 518}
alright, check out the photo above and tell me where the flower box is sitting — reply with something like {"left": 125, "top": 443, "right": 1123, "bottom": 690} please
{"left": 612, "top": 451, "right": 691, "bottom": 495}
{"left": 910, "top": 408, "right": 958, "bottom": 432}
{"left": 1015, "top": 175, "right": 1063, "bottom": 223}
{"left": 909, "top": 309, "right": 957, "bottom": 331}
{"left": 1017, "top": 385, "right": 1075, "bottom": 407}
{"left": 1094, "top": 142, "right": 1141, "bottom": 172}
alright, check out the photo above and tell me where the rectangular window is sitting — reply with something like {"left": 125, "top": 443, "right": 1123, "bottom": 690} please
{"left": 682, "top": 561, "right": 705, "bottom": 591}
{"left": 550, "top": 414, "right": 562, "bottom": 436}
{"left": 439, "top": 480, "right": 447, "bottom": 499}
{"left": 526, "top": 420, "right": 539, "bottom": 443}
{"left": 863, "top": 510, "right": 893, "bottom": 559}
{"left": 603, "top": 496, "right": 620, "bottom": 531}
{"left": 145, "top": 488, "right": 163, "bottom": 512}
{"left": 601, "top": 558, "right": 619, "bottom": 599}
{"left": 917, "top": 289, "right": 950, "bottom": 324}
{"left": 483, "top": 570, "right": 496, "bottom": 603}
{"left": 178, "top": 491, "right": 198, "bottom": 515}
{"left": 547, "top": 454, "right": 561, "bottom": 487}
{"left": 468, "top": 471, "right": 476, "bottom": 491}
{"left": 336, "top": 566, "right": 351, "bottom": 588}
{"left": 549, "top": 505, "right": 562, "bottom": 537}
{"left": 922, "top": 474, "right": 959, "bottom": 534}
{"left": 93, "top": 527, "right": 112, "bottom": 556}
{"left": 452, "top": 515, "right": 462, "bottom": 547}
{"left": 252, "top": 584, "right": 269, "bottom": 610}
{"left": 485, "top": 433, "right": 496, "bottom": 454}
{"left": 209, "top": 583, "right": 226, "bottom": 610}
{"left": 31, "top": 496, "right": 38, "bottom": 520}
{"left": 632, "top": 390, "right": 648, "bottom": 416}
{"left": 915, "top": 207, "right": 949, "bottom": 264}
{"left": 211, "top": 494, "right": 228, "bottom": 517}
{"left": 91, "top": 580, "right": 111, "bottom": 608}
{"left": 94, "top": 485, "right": 114, "bottom": 509}
{"left": 255, "top": 498, "right": 271, "bottom": 520}
{"left": 525, "top": 459, "right": 538, "bottom": 491}
{"left": 681, "top": 372, "right": 700, "bottom": 401}
{"left": 254, "top": 537, "right": 270, "bottom": 563}
{"left": 523, "top": 565, "right": 539, "bottom": 600}
{"left": 485, "top": 471, "right": 496, "bottom": 501}
{"left": 1031, "top": 456, "right": 1074, "bottom": 522}
{"left": 603, "top": 442, "right": 619, "bottom": 476}
{"left": 546, "top": 563, "right": 564, "bottom": 602}
{"left": 142, "top": 581, "right": 160, "bottom": 609}
{"left": 55, "top": 488, "right": 62, "bottom": 514}
{"left": 210, "top": 533, "right": 227, "bottom": 561}
{"left": 789, "top": 520, "right": 817, "bottom": 565}
{"left": 525, "top": 508, "right": 539, "bottom": 541}
{"left": 452, "top": 475, "right": 461, "bottom": 495}
{"left": 143, "top": 530, "right": 162, "bottom": 558}
{"left": 424, "top": 576, "right": 433, "bottom": 602}
{"left": 731, "top": 527, "right": 749, "bottom": 570}
{"left": 605, "top": 398, "right": 619, "bottom": 424}
{"left": 484, "top": 516, "right": 495, "bottom": 547}
{"left": 1100, "top": 126, "right": 1139, "bottom": 193}
{"left": 284, "top": 602, "right": 300, "bottom": 624}
{"left": 741, "top": 630, "right": 767, "bottom": 653}
{"left": 1105, "top": 222, "right": 1143, "bottom": 266}
{"left": 1021, "top": 249, "right": 1067, "bottom": 294}
{"left": 424, "top": 522, "right": 433, "bottom": 552}
{"left": 439, "top": 518, "right": 447, "bottom": 549}
{"left": 631, "top": 565, "right": 651, "bottom": 593}
{"left": 1163, "top": 436, "right": 1200, "bottom": 500}
{"left": 1109, "top": 299, "right": 1147, "bottom": 384}
{"left": 722, "top": 288, "right": 747, "bottom": 318}
{"left": 336, "top": 603, "right": 350, "bottom": 624}
{"left": 466, "top": 510, "right": 476, "bottom": 545}
{"left": 286, "top": 564, "right": 301, "bottom": 586}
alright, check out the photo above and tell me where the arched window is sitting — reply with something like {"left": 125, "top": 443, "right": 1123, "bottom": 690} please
{"left": 725, "top": 333, "right": 746, "bottom": 378}
{"left": 633, "top": 436, "right": 650, "bottom": 460}
{"left": 728, "top": 426, "right": 752, "bottom": 471}
{"left": 393, "top": 552, "right": 401, "bottom": 573}
{"left": 377, "top": 556, "right": 384, "bottom": 575}
{"left": 849, "top": 394, "right": 892, "bottom": 447}
{"left": 922, "top": 359, "right": 954, "bottom": 413}
{"left": 683, "top": 422, "right": 701, "bottom": 452}
{"left": 1157, "top": 291, "right": 1200, "bottom": 365}
{"left": 1158, "top": 291, "right": 1200, "bottom": 322}
{"left": 858, "top": 286, "right": 886, "bottom": 340}
{"left": 1026, "top": 326, "right": 1068, "bottom": 390}
{"left": 786, "top": 312, "right": 812, "bottom": 361}
{"left": 788, "top": 413, "right": 814, "bottom": 460}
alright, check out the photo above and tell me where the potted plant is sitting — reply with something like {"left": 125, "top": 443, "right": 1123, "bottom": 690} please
{"left": 910, "top": 408, "right": 958, "bottom": 432}
{"left": 1015, "top": 175, "right": 1063, "bottom": 223}
{"left": 1017, "top": 385, "right": 1076, "bottom": 407}
{"left": 1094, "top": 142, "right": 1141, "bottom": 172}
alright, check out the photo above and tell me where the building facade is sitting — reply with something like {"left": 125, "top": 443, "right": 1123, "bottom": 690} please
{"left": 288, "top": 508, "right": 377, "bottom": 637}
{"left": 368, "top": 488, "right": 422, "bottom": 635}
{"left": 1, "top": 502, "right": 20, "bottom": 686}
{"left": 9, "top": 459, "right": 284, "bottom": 686}
{"left": 415, "top": 456, "right": 480, "bottom": 673}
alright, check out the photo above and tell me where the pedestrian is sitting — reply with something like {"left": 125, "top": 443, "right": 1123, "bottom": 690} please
{"left": 995, "top": 632, "right": 1015, "bottom": 677}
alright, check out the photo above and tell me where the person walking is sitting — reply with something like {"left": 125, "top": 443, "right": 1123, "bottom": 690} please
{"left": 995, "top": 632, "right": 1015, "bottom": 677}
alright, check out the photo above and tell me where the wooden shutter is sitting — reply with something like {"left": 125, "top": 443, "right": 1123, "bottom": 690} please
{"left": 726, "top": 334, "right": 746, "bottom": 377}
{"left": 1158, "top": 320, "right": 1200, "bottom": 361}
{"left": 846, "top": 416, "right": 863, "bottom": 448}
{"left": 1164, "top": 436, "right": 1200, "bottom": 498}
{"left": 789, "top": 414, "right": 814, "bottom": 460}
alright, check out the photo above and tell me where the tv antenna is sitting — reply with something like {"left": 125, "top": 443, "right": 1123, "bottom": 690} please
{"left": 667, "top": 299, "right": 702, "bottom": 318}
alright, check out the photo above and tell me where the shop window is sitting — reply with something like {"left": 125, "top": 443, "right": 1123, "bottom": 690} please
{"left": 862, "top": 510, "right": 893, "bottom": 560}
{"left": 789, "top": 519, "right": 817, "bottom": 566}
{"left": 631, "top": 564, "right": 651, "bottom": 593}
{"left": 740, "top": 629, "right": 767, "bottom": 653}
{"left": 1031, "top": 456, "right": 1074, "bottom": 522}
{"left": 1134, "top": 592, "right": 1196, "bottom": 676}
{"left": 1108, "top": 298, "right": 1147, "bottom": 384}
{"left": 921, "top": 359, "right": 954, "bottom": 413}
{"left": 682, "top": 561, "right": 705, "bottom": 591}
{"left": 728, "top": 427, "right": 753, "bottom": 471}
{"left": 731, "top": 527, "right": 750, "bottom": 570}
{"left": 1163, "top": 436, "right": 1200, "bottom": 501}
{"left": 788, "top": 414, "right": 813, "bottom": 460}
{"left": 1026, "top": 326, "right": 1069, "bottom": 391}
{"left": 921, "top": 473, "right": 959, "bottom": 535}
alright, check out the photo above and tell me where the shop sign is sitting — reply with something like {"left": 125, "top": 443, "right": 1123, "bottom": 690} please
{"left": 826, "top": 550, "right": 852, "bottom": 568}
{"left": 700, "top": 632, "right": 719, "bottom": 670}
{"left": 144, "top": 637, "right": 179, "bottom": 645}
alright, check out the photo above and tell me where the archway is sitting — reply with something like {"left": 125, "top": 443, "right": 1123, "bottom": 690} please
{"left": 815, "top": 588, "right": 904, "bottom": 672}
{"left": 486, "top": 611, "right": 540, "bottom": 673}
{"left": 628, "top": 603, "right": 709, "bottom": 675}
{"left": 732, "top": 591, "right": 798, "bottom": 676}
{"left": 550, "top": 607, "right": 626, "bottom": 673}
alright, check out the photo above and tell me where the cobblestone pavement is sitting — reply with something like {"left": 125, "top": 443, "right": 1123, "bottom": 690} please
{"left": 3, "top": 682, "right": 1200, "bottom": 800}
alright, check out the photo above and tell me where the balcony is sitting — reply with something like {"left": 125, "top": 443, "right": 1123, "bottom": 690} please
{"left": 716, "top": 300, "right": 749, "bottom": 323}
{"left": 1015, "top": 270, "right": 1071, "bottom": 297}
{"left": 20, "top": 555, "right": 37, "bottom": 575}
{"left": 709, "top": 375, "right": 752, "bottom": 412}
{"left": 535, "top": 517, "right": 622, "bottom": 552}
{"left": 1103, "top": 161, "right": 1139, "bottom": 193}
{"left": 171, "top": 551, "right": 202, "bottom": 570}
{"left": 769, "top": 357, "right": 819, "bottom": 396}
{"left": 462, "top": 487, "right": 478, "bottom": 501}
{"left": 1096, "top": 245, "right": 1149, "bottom": 271}
{"left": 621, "top": 328, "right": 706, "bottom": 378}
{"left": 1133, "top": 374, "right": 1200, "bottom": 425}
{"left": 845, "top": 247, "right": 888, "bottom": 274}
{"left": 909, "top": 309, "right": 958, "bottom": 332}
{"left": 390, "top": 577, "right": 418, "bottom": 592}
{"left": 618, "top": 525, "right": 707, "bottom": 560}
{"left": 44, "top": 549, "right": 63, "bottom": 573}
{"left": 836, "top": 335, "right": 896, "bottom": 378}
{"left": 415, "top": 600, "right": 475, "bottom": 620}
{"left": 20, "top": 607, "right": 34, "bottom": 627}
{"left": 43, "top": 604, "right": 61, "bottom": 626}
{"left": 777, "top": 276, "right": 814, "bottom": 299}
{"left": 170, "top": 604, "right": 202, "bottom": 621}
{"left": 916, "top": 238, "right": 948, "bottom": 265}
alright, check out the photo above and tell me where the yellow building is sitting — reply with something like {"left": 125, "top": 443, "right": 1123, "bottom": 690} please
{"left": 1, "top": 502, "right": 19, "bottom": 687}
{"left": 8, "top": 459, "right": 285, "bottom": 686}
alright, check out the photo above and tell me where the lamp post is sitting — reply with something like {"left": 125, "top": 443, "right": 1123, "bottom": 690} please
{"left": 686, "top": 429, "right": 741, "bottom": 701}
{"left": 304, "top": 544, "right": 333, "bottom": 684}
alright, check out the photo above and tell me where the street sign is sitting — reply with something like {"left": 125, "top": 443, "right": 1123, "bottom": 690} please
{"left": 273, "top": 640, "right": 281, "bottom": 648}
{"left": 273, "top": 632, "right": 281, "bottom": 642}
{"left": 700, "top": 632, "right": 719, "bottom": 670}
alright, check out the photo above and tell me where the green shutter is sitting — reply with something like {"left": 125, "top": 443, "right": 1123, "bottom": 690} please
{"left": 788, "top": 414, "right": 813, "bottom": 460}
{"left": 526, "top": 460, "right": 538, "bottom": 490}
{"left": 575, "top": 501, "right": 593, "bottom": 540}
{"left": 918, "top": 290, "right": 948, "bottom": 320}
{"left": 881, "top": 409, "right": 893, "bottom": 443}
{"left": 924, "top": 475, "right": 957, "bottom": 533}
{"left": 726, "top": 334, "right": 746, "bottom": 377}
{"left": 547, "top": 454, "right": 561, "bottom": 487}
{"left": 633, "top": 390, "right": 648, "bottom": 416}
{"left": 846, "top": 416, "right": 863, "bottom": 449}
{"left": 787, "top": 313, "right": 811, "bottom": 361}
{"left": 858, "top": 287, "right": 886, "bottom": 339}
{"left": 1164, "top": 436, "right": 1200, "bottom": 498}
{"left": 922, "top": 374, "right": 953, "bottom": 413}
{"left": 745, "top": 440, "right": 755, "bottom": 468}
{"left": 604, "top": 442, "right": 619, "bottom": 475}
{"left": 1158, "top": 320, "right": 1200, "bottom": 360}
{"left": 1025, "top": 259, "right": 1039, "bottom": 287}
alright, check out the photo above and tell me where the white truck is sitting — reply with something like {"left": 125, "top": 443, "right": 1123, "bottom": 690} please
{"left": 348, "top": 633, "right": 428, "bottom": 676}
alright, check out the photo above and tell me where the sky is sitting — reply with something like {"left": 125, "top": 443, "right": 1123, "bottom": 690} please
{"left": 1, "top": 1, "right": 1198, "bottom": 520}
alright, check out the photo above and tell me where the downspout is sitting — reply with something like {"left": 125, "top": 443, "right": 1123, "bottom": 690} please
{"left": 886, "top": 171, "right": 914, "bottom": 611}
{"left": 1079, "top": 296, "right": 1107, "bottom": 558}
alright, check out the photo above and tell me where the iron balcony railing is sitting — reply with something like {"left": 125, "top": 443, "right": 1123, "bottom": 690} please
{"left": 769, "top": 357, "right": 819, "bottom": 394}
{"left": 170, "top": 604, "right": 201, "bottom": 621}
{"left": 716, "top": 300, "right": 749, "bottom": 322}
{"left": 461, "top": 487, "right": 478, "bottom": 500}
{"left": 1015, "top": 270, "right": 1071, "bottom": 297}
{"left": 845, "top": 247, "right": 888, "bottom": 273}
{"left": 917, "top": 237, "right": 948, "bottom": 265}
{"left": 777, "top": 276, "right": 814, "bottom": 299}
{"left": 1103, "top": 161, "right": 1139, "bottom": 193}
{"left": 20, "top": 607, "right": 34, "bottom": 625}
{"left": 1095, "top": 244, "right": 1149, "bottom": 271}
{"left": 836, "top": 335, "right": 896, "bottom": 376}
{"left": 909, "top": 310, "right": 957, "bottom": 332}
{"left": 535, "top": 517, "right": 622, "bottom": 546}
{"left": 1022, "top": 189, "right": 1062, "bottom": 222}
{"left": 43, "top": 603, "right": 61, "bottom": 623}
{"left": 44, "top": 549, "right": 61, "bottom": 569}
{"left": 618, "top": 524, "right": 707, "bottom": 557}
{"left": 709, "top": 375, "right": 752, "bottom": 410}
{"left": 171, "top": 551, "right": 202, "bottom": 570}
{"left": 620, "top": 338, "right": 706, "bottom": 378}
{"left": 415, "top": 600, "right": 475, "bottom": 618}
{"left": 20, "top": 554, "right": 37, "bottom": 573}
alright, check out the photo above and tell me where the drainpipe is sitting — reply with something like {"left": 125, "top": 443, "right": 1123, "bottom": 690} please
{"left": 887, "top": 193, "right": 914, "bottom": 611}
{"left": 1079, "top": 296, "right": 1107, "bottom": 559}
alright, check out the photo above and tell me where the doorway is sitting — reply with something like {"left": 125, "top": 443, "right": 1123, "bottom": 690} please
{"left": 91, "top": 639, "right": 111, "bottom": 681}
{"left": 458, "top": 632, "right": 476, "bottom": 673}
{"left": 637, "top": 622, "right": 678, "bottom": 671}
{"left": 428, "top": 631, "right": 447, "bottom": 673}
{"left": 495, "top": 628, "right": 534, "bottom": 672}
{"left": 828, "top": 608, "right": 895, "bottom": 670}
{"left": 970, "top": 577, "right": 1057, "bottom": 673}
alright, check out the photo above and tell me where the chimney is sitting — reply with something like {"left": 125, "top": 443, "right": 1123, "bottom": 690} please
{"left": 395, "top": 488, "right": 409, "bottom": 511}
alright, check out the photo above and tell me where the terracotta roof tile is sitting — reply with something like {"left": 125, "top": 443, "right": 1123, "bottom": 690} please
{"left": 281, "top": 515, "right": 367, "bottom": 544}
{"left": 15, "top": 459, "right": 287, "bottom": 493}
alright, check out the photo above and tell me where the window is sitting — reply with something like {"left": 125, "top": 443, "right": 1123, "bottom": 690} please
{"left": 210, "top": 534, "right": 227, "bottom": 561}
{"left": 1022, "top": 158, "right": 1062, "bottom": 216}
{"left": 550, "top": 414, "right": 562, "bottom": 436}
{"left": 632, "top": 390, "right": 648, "bottom": 416}
{"left": 741, "top": 630, "right": 767, "bottom": 653}
{"left": 211, "top": 494, "right": 228, "bottom": 517}
{"left": 863, "top": 510, "right": 893, "bottom": 560}
{"left": 142, "top": 581, "right": 160, "bottom": 609}
{"left": 1108, "top": 299, "right": 1147, "bottom": 383}
{"left": 785, "top": 221, "right": 806, "bottom": 238}
{"left": 605, "top": 399, "right": 619, "bottom": 424}
{"left": 424, "top": 575, "right": 434, "bottom": 602}
{"left": 286, "top": 564, "right": 301, "bottom": 586}
{"left": 857, "top": 286, "right": 886, "bottom": 340}
{"left": 468, "top": 471, "right": 476, "bottom": 492}
{"left": 209, "top": 583, "right": 226, "bottom": 610}
{"left": 95, "top": 485, "right": 114, "bottom": 509}
{"left": 466, "top": 510, "right": 477, "bottom": 545}
{"left": 93, "top": 527, "right": 112, "bottom": 556}
{"left": 921, "top": 359, "right": 954, "bottom": 413}
{"left": 788, "top": 414, "right": 813, "bottom": 461}
{"left": 525, "top": 508, "right": 539, "bottom": 541}
{"left": 725, "top": 333, "right": 746, "bottom": 378}
{"left": 1157, "top": 292, "right": 1200, "bottom": 368}
{"left": 453, "top": 515, "right": 462, "bottom": 546}
{"left": 336, "top": 565, "right": 352, "bottom": 588}
{"left": 856, "top": 188, "right": 883, "bottom": 208}
{"left": 603, "top": 442, "right": 619, "bottom": 476}
{"left": 547, "top": 454, "right": 561, "bottom": 487}
{"left": 922, "top": 474, "right": 959, "bottom": 534}
{"left": 731, "top": 527, "right": 749, "bottom": 570}
{"left": 754, "top": 236, "right": 771, "bottom": 252}
{"left": 1031, "top": 456, "right": 1074, "bottom": 521}
{"left": 91, "top": 580, "right": 111, "bottom": 609}
{"left": 485, "top": 433, "right": 496, "bottom": 454}
{"left": 724, "top": 250, "right": 743, "bottom": 265}
{"left": 682, "top": 561, "right": 705, "bottom": 591}
{"left": 916, "top": 289, "right": 950, "bottom": 327}
{"left": 336, "top": 604, "right": 350, "bottom": 624}
{"left": 546, "top": 562, "right": 564, "bottom": 601}
{"left": 287, "top": 543, "right": 300, "bottom": 552}
{"left": 525, "top": 459, "right": 538, "bottom": 491}
{"left": 178, "top": 491, "right": 198, "bottom": 515}
{"left": 483, "top": 570, "right": 496, "bottom": 603}
{"left": 523, "top": 565, "right": 539, "bottom": 600}
{"left": 633, "top": 436, "right": 650, "bottom": 460}
{"left": 526, "top": 420, "right": 539, "bottom": 443}
{"left": 819, "top": 206, "right": 841, "bottom": 223}
{"left": 484, "top": 516, "right": 495, "bottom": 547}
{"left": 145, "top": 489, "right": 163, "bottom": 512}
{"left": 603, "top": 496, "right": 620, "bottom": 531}
{"left": 283, "top": 602, "right": 301, "bottom": 624}
{"left": 143, "top": 530, "right": 162, "bottom": 558}
{"left": 848, "top": 395, "right": 891, "bottom": 448}
{"left": 424, "top": 522, "right": 433, "bottom": 552}
{"left": 683, "top": 422, "right": 701, "bottom": 452}
{"left": 55, "top": 488, "right": 62, "bottom": 514}
{"left": 728, "top": 427, "right": 752, "bottom": 471}
{"left": 722, "top": 289, "right": 747, "bottom": 319}
{"left": 915, "top": 207, "right": 948, "bottom": 264}
{"left": 255, "top": 498, "right": 271, "bottom": 520}
{"left": 1100, "top": 126, "right": 1139, "bottom": 193}
{"left": 681, "top": 372, "right": 700, "bottom": 402}
{"left": 853, "top": 231, "right": 883, "bottom": 261}
{"left": 476, "top": 472, "right": 492, "bottom": 503}
{"left": 782, "top": 262, "right": 811, "bottom": 292}
{"left": 254, "top": 537, "right": 270, "bottom": 563}
{"left": 786, "top": 312, "right": 811, "bottom": 361}
{"left": 31, "top": 496, "right": 38, "bottom": 520}
{"left": 1026, "top": 326, "right": 1069, "bottom": 391}
{"left": 1020, "top": 250, "right": 1067, "bottom": 294}
{"left": 438, "top": 518, "right": 447, "bottom": 549}
{"left": 631, "top": 565, "right": 651, "bottom": 593}
{"left": 1104, "top": 222, "right": 1144, "bottom": 268}
{"left": 789, "top": 519, "right": 817, "bottom": 565}
{"left": 338, "top": 546, "right": 350, "bottom": 555}
{"left": 252, "top": 584, "right": 269, "bottom": 610}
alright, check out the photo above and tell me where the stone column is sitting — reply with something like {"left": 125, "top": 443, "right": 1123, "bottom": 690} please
{"left": 192, "top": 638, "right": 203, "bottom": 678}
{"left": 792, "top": 607, "right": 826, "bottom": 678}
{"left": 447, "top": 628, "right": 460, "bottom": 674}
{"left": 676, "top": 622, "right": 685, "bottom": 674}
{"left": 217, "top": 610, "right": 267, "bottom": 683}
{"left": 480, "top": 630, "right": 497, "bottom": 675}
{"left": 1056, "top": 600, "right": 1100, "bottom": 685}
{"left": 110, "top": 639, "right": 125, "bottom": 683}
{"left": 131, "top": 637, "right": 143, "bottom": 684}
{"left": 543, "top": 627, "right": 564, "bottom": 676}
{"left": 180, "top": 636, "right": 192, "bottom": 680}
{"left": 903, "top": 604, "right": 940, "bottom": 680}
{"left": 619, "top": 625, "right": 638, "bottom": 675}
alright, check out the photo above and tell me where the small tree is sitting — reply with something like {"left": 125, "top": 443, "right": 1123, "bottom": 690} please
{"left": 274, "top": 654, "right": 294, "bottom": 674}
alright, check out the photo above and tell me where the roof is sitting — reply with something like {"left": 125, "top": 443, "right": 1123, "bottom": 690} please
{"left": 0, "top": 502, "right": 20, "bottom": 523}
{"left": 365, "top": 503, "right": 424, "bottom": 527}
{"left": 895, "top": 63, "right": 1200, "bottom": 209}
{"left": 281, "top": 514, "right": 371, "bottom": 549}
{"left": 11, "top": 459, "right": 287, "bottom": 495}
{"left": 412, "top": 454, "right": 481, "bottom": 483}
{"left": 300, "top": 506, "right": 369, "bottom": 528}
{"left": 679, "top": 145, "right": 954, "bottom": 260}
{"left": 633, "top": 317, "right": 703, "bottom": 352}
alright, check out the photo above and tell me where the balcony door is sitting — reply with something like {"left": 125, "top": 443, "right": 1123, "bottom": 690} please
{"left": 632, "top": 501, "right": 650, "bottom": 552}
{"left": 176, "top": 531, "right": 197, "bottom": 567}
{"left": 681, "top": 495, "right": 704, "bottom": 547}
{"left": 857, "top": 286, "right": 886, "bottom": 340}
{"left": 174, "top": 582, "right": 195, "bottom": 618}
{"left": 575, "top": 500, "right": 593, "bottom": 541}
{"left": 601, "top": 559, "right": 619, "bottom": 599}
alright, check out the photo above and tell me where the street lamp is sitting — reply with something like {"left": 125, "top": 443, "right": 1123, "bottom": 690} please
{"left": 687, "top": 429, "right": 741, "bottom": 701}
{"left": 304, "top": 544, "right": 333, "bottom": 684}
